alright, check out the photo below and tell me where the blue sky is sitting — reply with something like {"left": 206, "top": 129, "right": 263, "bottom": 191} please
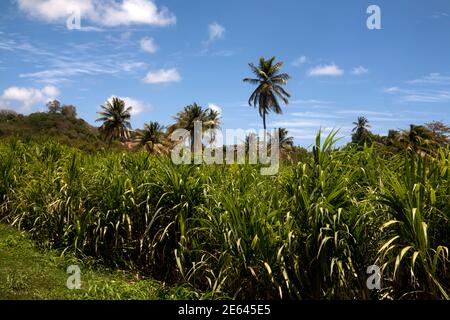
{"left": 1, "top": 0, "right": 450, "bottom": 147}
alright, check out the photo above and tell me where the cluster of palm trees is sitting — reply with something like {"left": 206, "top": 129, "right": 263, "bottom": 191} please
{"left": 96, "top": 56, "right": 450, "bottom": 158}
{"left": 351, "top": 116, "right": 450, "bottom": 156}
{"left": 96, "top": 56, "right": 295, "bottom": 156}
{"left": 96, "top": 99, "right": 223, "bottom": 154}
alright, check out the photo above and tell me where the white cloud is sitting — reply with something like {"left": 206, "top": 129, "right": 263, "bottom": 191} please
{"left": 337, "top": 110, "right": 393, "bottom": 117}
{"left": 384, "top": 87, "right": 400, "bottom": 93}
{"left": 271, "top": 119, "right": 330, "bottom": 128}
{"left": 431, "top": 12, "right": 449, "bottom": 19}
{"left": 17, "top": 0, "right": 176, "bottom": 27}
{"left": 107, "top": 95, "right": 149, "bottom": 115}
{"left": 290, "top": 111, "right": 342, "bottom": 119}
{"left": 351, "top": 66, "right": 369, "bottom": 75}
{"left": 308, "top": 64, "right": 344, "bottom": 77}
{"left": 143, "top": 68, "right": 181, "bottom": 84}
{"left": 78, "top": 26, "right": 105, "bottom": 32}
{"left": 406, "top": 73, "right": 450, "bottom": 85}
{"left": 384, "top": 86, "right": 450, "bottom": 103}
{"left": 385, "top": 73, "right": 450, "bottom": 103}
{"left": 208, "top": 103, "right": 222, "bottom": 114}
{"left": 119, "top": 61, "right": 147, "bottom": 72}
{"left": 20, "top": 59, "right": 147, "bottom": 84}
{"left": 140, "top": 37, "right": 158, "bottom": 54}
{"left": 207, "top": 22, "right": 225, "bottom": 43}
{"left": 291, "top": 99, "right": 334, "bottom": 106}
{"left": 402, "top": 91, "right": 450, "bottom": 103}
{"left": 2, "top": 33, "right": 146, "bottom": 84}
{"left": 1, "top": 85, "right": 59, "bottom": 112}
{"left": 292, "top": 56, "right": 307, "bottom": 67}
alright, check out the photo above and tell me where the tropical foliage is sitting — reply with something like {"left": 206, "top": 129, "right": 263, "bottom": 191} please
{"left": 169, "top": 103, "right": 221, "bottom": 148}
{"left": 0, "top": 132, "right": 448, "bottom": 300}
{"left": 243, "top": 57, "right": 291, "bottom": 131}
{"left": 352, "top": 116, "right": 371, "bottom": 145}
{"left": 135, "top": 122, "right": 169, "bottom": 155}
{"left": 96, "top": 97, "right": 132, "bottom": 146}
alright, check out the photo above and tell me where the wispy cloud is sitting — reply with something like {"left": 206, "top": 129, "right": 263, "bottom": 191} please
{"left": 308, "top": 64, "right": 344, "bottom": 77}
{"left": 143, "top": 68, "right": 181, "bottom": 84}
{"left": 430, "top": 12, "right": 449, "bottom": 19}
{"left": 351, "top": 66, "right": 369, "bottom": 75}
{"left": 271, "top": 119, "right": 330, "bottom": 129}
{"left": 140, "top": 37, "right": 158, "bottom": 54}
{"left": 384, "top": 72, "right": 450, "bottom": 103}
{"left": 385, "top": 87, "right": 450, "bottom": 103}
{"left": 402, "top": 91, "right": 450, "bottom": 103}
{"left": 290, "top": 99, "right": 334, "bottom": 106}
{"left": 385, "top": 77, "right": 450, "bottom": 103}
{"left": 336, "top": 110, "right": 394, "bottom": 117}
{"left": 20, "top": 58, "right": 147, "bottom": 84}
{"left": 205, "top": 22, "right": 225, "bottom": 44}
{"left": 0, "top": 30, "right": 149, "bottom": 85}
{"left": 0, "top": 36, "right": 54, "bottom": 57}
{"left": 292, "top": 56, "right": 307, "bottom": 67}
{"left": 7, "top": 30, "right": 149, "bottom": 84}
{"left": 119, "top": 62, "right": 147, "bottom": 72}
{"left": 406, "top": 73, "right": 450, "bottom": 85}
{"left": 77, "top": 26, "right": 105, "bottom": 32}
{"left": 290, "top": 111, "right": 342, "bottom": 119}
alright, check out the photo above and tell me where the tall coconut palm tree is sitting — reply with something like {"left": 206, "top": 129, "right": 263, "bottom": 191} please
{"left": 169, "top": 103, "right": 221, "bottom": 149}
{"left": 96, "top": 97, "right": 132, "bottom": 146}
{"left": 243, "top": 56, "right": 291, "bottom": 131}
{"left": 352, "top": 116, "right": 371, "bottom": 145}
{"left": 136, "top": 121, "right": 168, "bottom": 155}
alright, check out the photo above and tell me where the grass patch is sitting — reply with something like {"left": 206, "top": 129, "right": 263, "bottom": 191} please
{"left": 0, "top": 224, "right": 203, "bottom": 300}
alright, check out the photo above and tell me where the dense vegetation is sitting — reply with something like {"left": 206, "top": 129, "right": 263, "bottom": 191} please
{"left": 0, "top": 109, "right": 109, "bottom": 152}
{"left": 1, "top": 132, "right": 448, "bottom": 299}
{"left": 1, "top": 57, "right": 449, "bottom": 300}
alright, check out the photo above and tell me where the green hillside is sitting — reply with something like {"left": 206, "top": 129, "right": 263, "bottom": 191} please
{"left": 0, "top": 109, "right": 109, "bottom": 152}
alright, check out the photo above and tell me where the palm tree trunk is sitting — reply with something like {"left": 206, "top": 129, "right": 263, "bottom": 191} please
{"left": 190, "top": 132, "right": 195, "bottom": 153}
{"left": 262, "top": 112, "right": 267, "bottom": 144}
{"left": 263, "top": 112, "right": 267, "bottom": 131}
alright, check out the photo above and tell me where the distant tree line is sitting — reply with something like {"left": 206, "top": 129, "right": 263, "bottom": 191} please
{"left": 351, "top": 116, "right": 450, "bottom": 157}
{"left": 2, "top": 56, "right": 449, "bottom": 160}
